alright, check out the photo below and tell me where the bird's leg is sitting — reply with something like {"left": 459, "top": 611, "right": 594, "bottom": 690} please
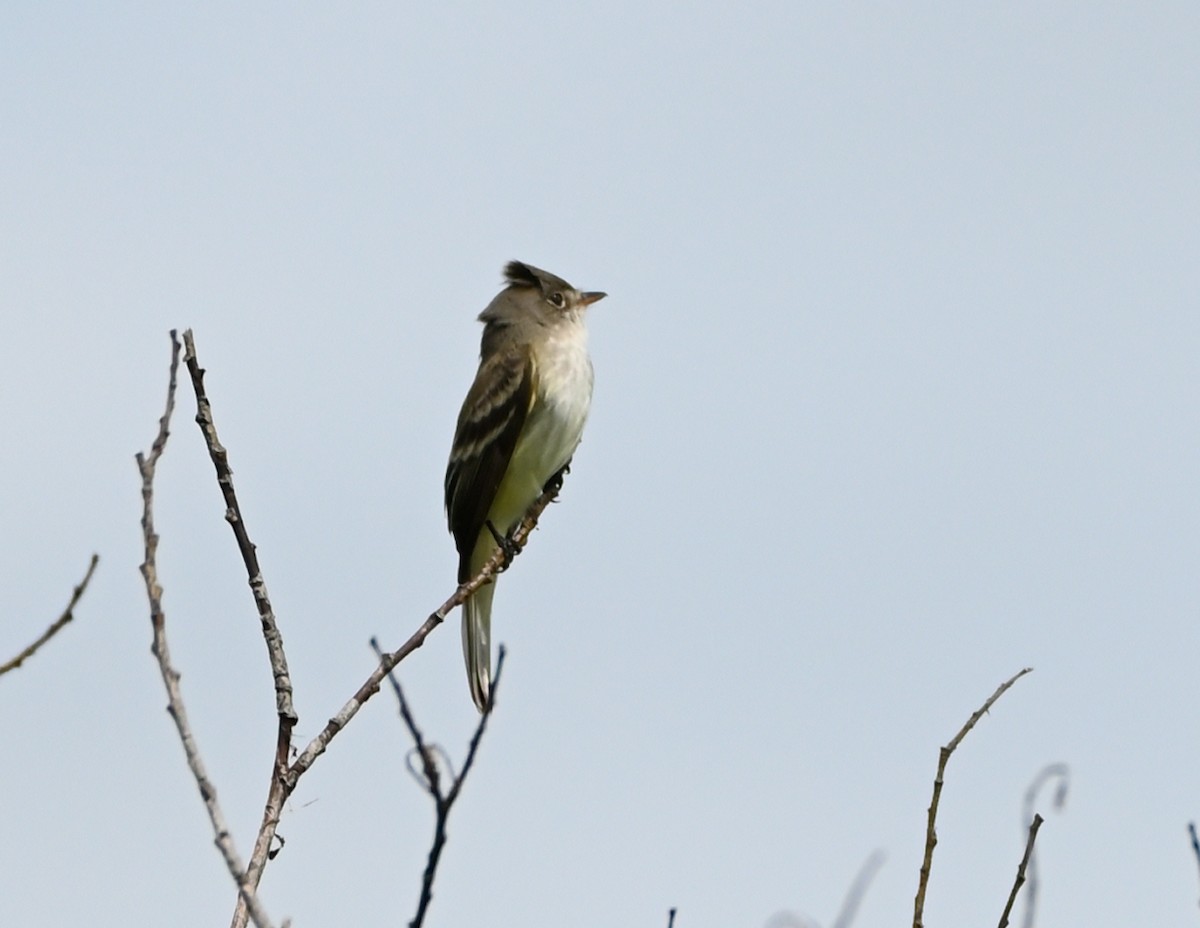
{"left": 486, "top": 519, "right": 520, "bottom": 565}
{"left": 543, "top": 459, "right": 572, "bottom": 497}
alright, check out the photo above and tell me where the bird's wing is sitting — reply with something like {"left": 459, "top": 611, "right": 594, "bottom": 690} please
{"left": 445, "top": 344, "right": 537, "bottom": 579}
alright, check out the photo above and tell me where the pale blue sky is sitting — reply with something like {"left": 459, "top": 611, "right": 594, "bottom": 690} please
{"left": 3, "top": 3, "right": 1198, "bottom": 926}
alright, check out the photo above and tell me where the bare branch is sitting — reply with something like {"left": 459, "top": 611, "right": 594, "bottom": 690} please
{"left": 179, "top": 331, "right": 298, "bottom": 928}
{"left": 0, "top": 554, "right": 99, "bottom": 677}
{"left": 136, "top": 331, "right": 277, "bottom": 928}
{"left": 667, "top": 908, "right": 677, "bottom": 928}
{"left": 371, "top": 638, "right": 507, "bottom": 928}
{"left": 912, "top": 667, "right": 1033, "bottom": 928}
{"left": 998, "top": 814, "right": 1044, "bottom": 928}
{"left": 1020, "top": 764, "right": 1068, "bottom": 928}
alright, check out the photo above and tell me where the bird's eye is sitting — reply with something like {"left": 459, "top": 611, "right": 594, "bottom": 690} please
{"left": 548, "top": 292, "right": 566, "bottom": 308}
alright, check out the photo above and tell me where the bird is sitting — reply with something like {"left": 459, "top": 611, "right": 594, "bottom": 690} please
{"left": 445, "top": 261, "right": 605, "bottom": 711}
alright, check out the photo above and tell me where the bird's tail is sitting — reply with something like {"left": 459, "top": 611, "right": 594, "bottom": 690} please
{"left": 461, "top": 581, "right": 496, "bottom": 712}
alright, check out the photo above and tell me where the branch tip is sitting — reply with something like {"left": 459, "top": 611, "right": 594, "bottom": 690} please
{"left": 0, "top": 554, "right": 101, "bottom": 678}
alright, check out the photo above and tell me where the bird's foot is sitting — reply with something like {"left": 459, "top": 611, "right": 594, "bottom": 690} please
{"left": 486, "top": 520, "right": 520, "bottom": 566}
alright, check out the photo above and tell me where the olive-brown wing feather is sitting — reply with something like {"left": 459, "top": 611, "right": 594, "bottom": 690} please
{"left": 444, "top": 346, "right": 536, "bottom": 580}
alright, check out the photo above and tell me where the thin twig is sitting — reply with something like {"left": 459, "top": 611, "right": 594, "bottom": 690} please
{"left": 667, "top": 908, "right": 677, "bottom": 928}
{"left": 998, "top": 814, "right": 1044, "bottom": 928}
{"left": 1020, "top": 763, "right": 1068, "bottom": 928}
{"left": 286, "top": 478, "right": 562, "bottom": 789}
{"left": 180, "top": 331, "right": 297, "bottom": 928}
{"left": 136, "top": 331, "right": 277, "bottom": 928}
{"left": 0, "top": 554, "right": 99, "bottom": 677}
{"left": 912, "top": 667, "right": 1033, "bottom": 928}
{"left": 371, "top": 638, "right": 507, "bottom": 928}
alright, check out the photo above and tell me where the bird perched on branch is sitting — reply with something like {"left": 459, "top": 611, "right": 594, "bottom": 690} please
{"left": 445, "top": 261, "right": 605, "bottom": 711}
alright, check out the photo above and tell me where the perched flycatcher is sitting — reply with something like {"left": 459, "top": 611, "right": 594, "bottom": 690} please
{"left": 445, "top": 261, "right": 605, "bottom": 711}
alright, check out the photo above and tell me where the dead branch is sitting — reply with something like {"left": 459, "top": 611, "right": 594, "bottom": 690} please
{"left": 912, "top": 667, "right": 1033, "bottom": 928}
{"left": 136, "top": 330, "right": 277, "bottom": 928}
{"left": 0, "top": 554, "right": 99, "bottom": 677}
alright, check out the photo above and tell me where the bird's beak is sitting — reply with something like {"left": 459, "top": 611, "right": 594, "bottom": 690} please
{"left": 580, "top": 291, "right": 607, "bottom": 306}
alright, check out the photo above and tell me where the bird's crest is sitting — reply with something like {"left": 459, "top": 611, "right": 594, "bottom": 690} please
{"left": 504, "top": 261, "right": 543, "bottom": 288}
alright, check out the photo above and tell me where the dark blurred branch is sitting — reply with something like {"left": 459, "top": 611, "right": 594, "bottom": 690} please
{"left": 998, "top": 814, "right": 1044, "bottom": 928}
{"left": 136, "top": 331, "right": 277, "bottom": 928}
{"left": 832, "top": 849, "right": 886, "bottom": 928}
{"left": 667, "top": 908, "right": 677, "bottom": 928}
{"left": 0, "top": 554, "right": 99, "bottom": 677}
{"left": 370, "top": 638, "right": 507, "bottom": 928}
{"left": 912, "top": 667, "right": 1033, "bottom": 928}
{"left": 1020, "top": 763, "right": 1068, "bottom": 928}
{"left": 1188, "top": 822, "right": 1200, "bottom": 911}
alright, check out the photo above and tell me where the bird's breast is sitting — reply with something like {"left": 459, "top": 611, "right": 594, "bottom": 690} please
{"left": 533, "top": 325, "right": 593, "bottom": 434}
{"left": 498, "top": 326, "right": 593, "bottom": 516}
